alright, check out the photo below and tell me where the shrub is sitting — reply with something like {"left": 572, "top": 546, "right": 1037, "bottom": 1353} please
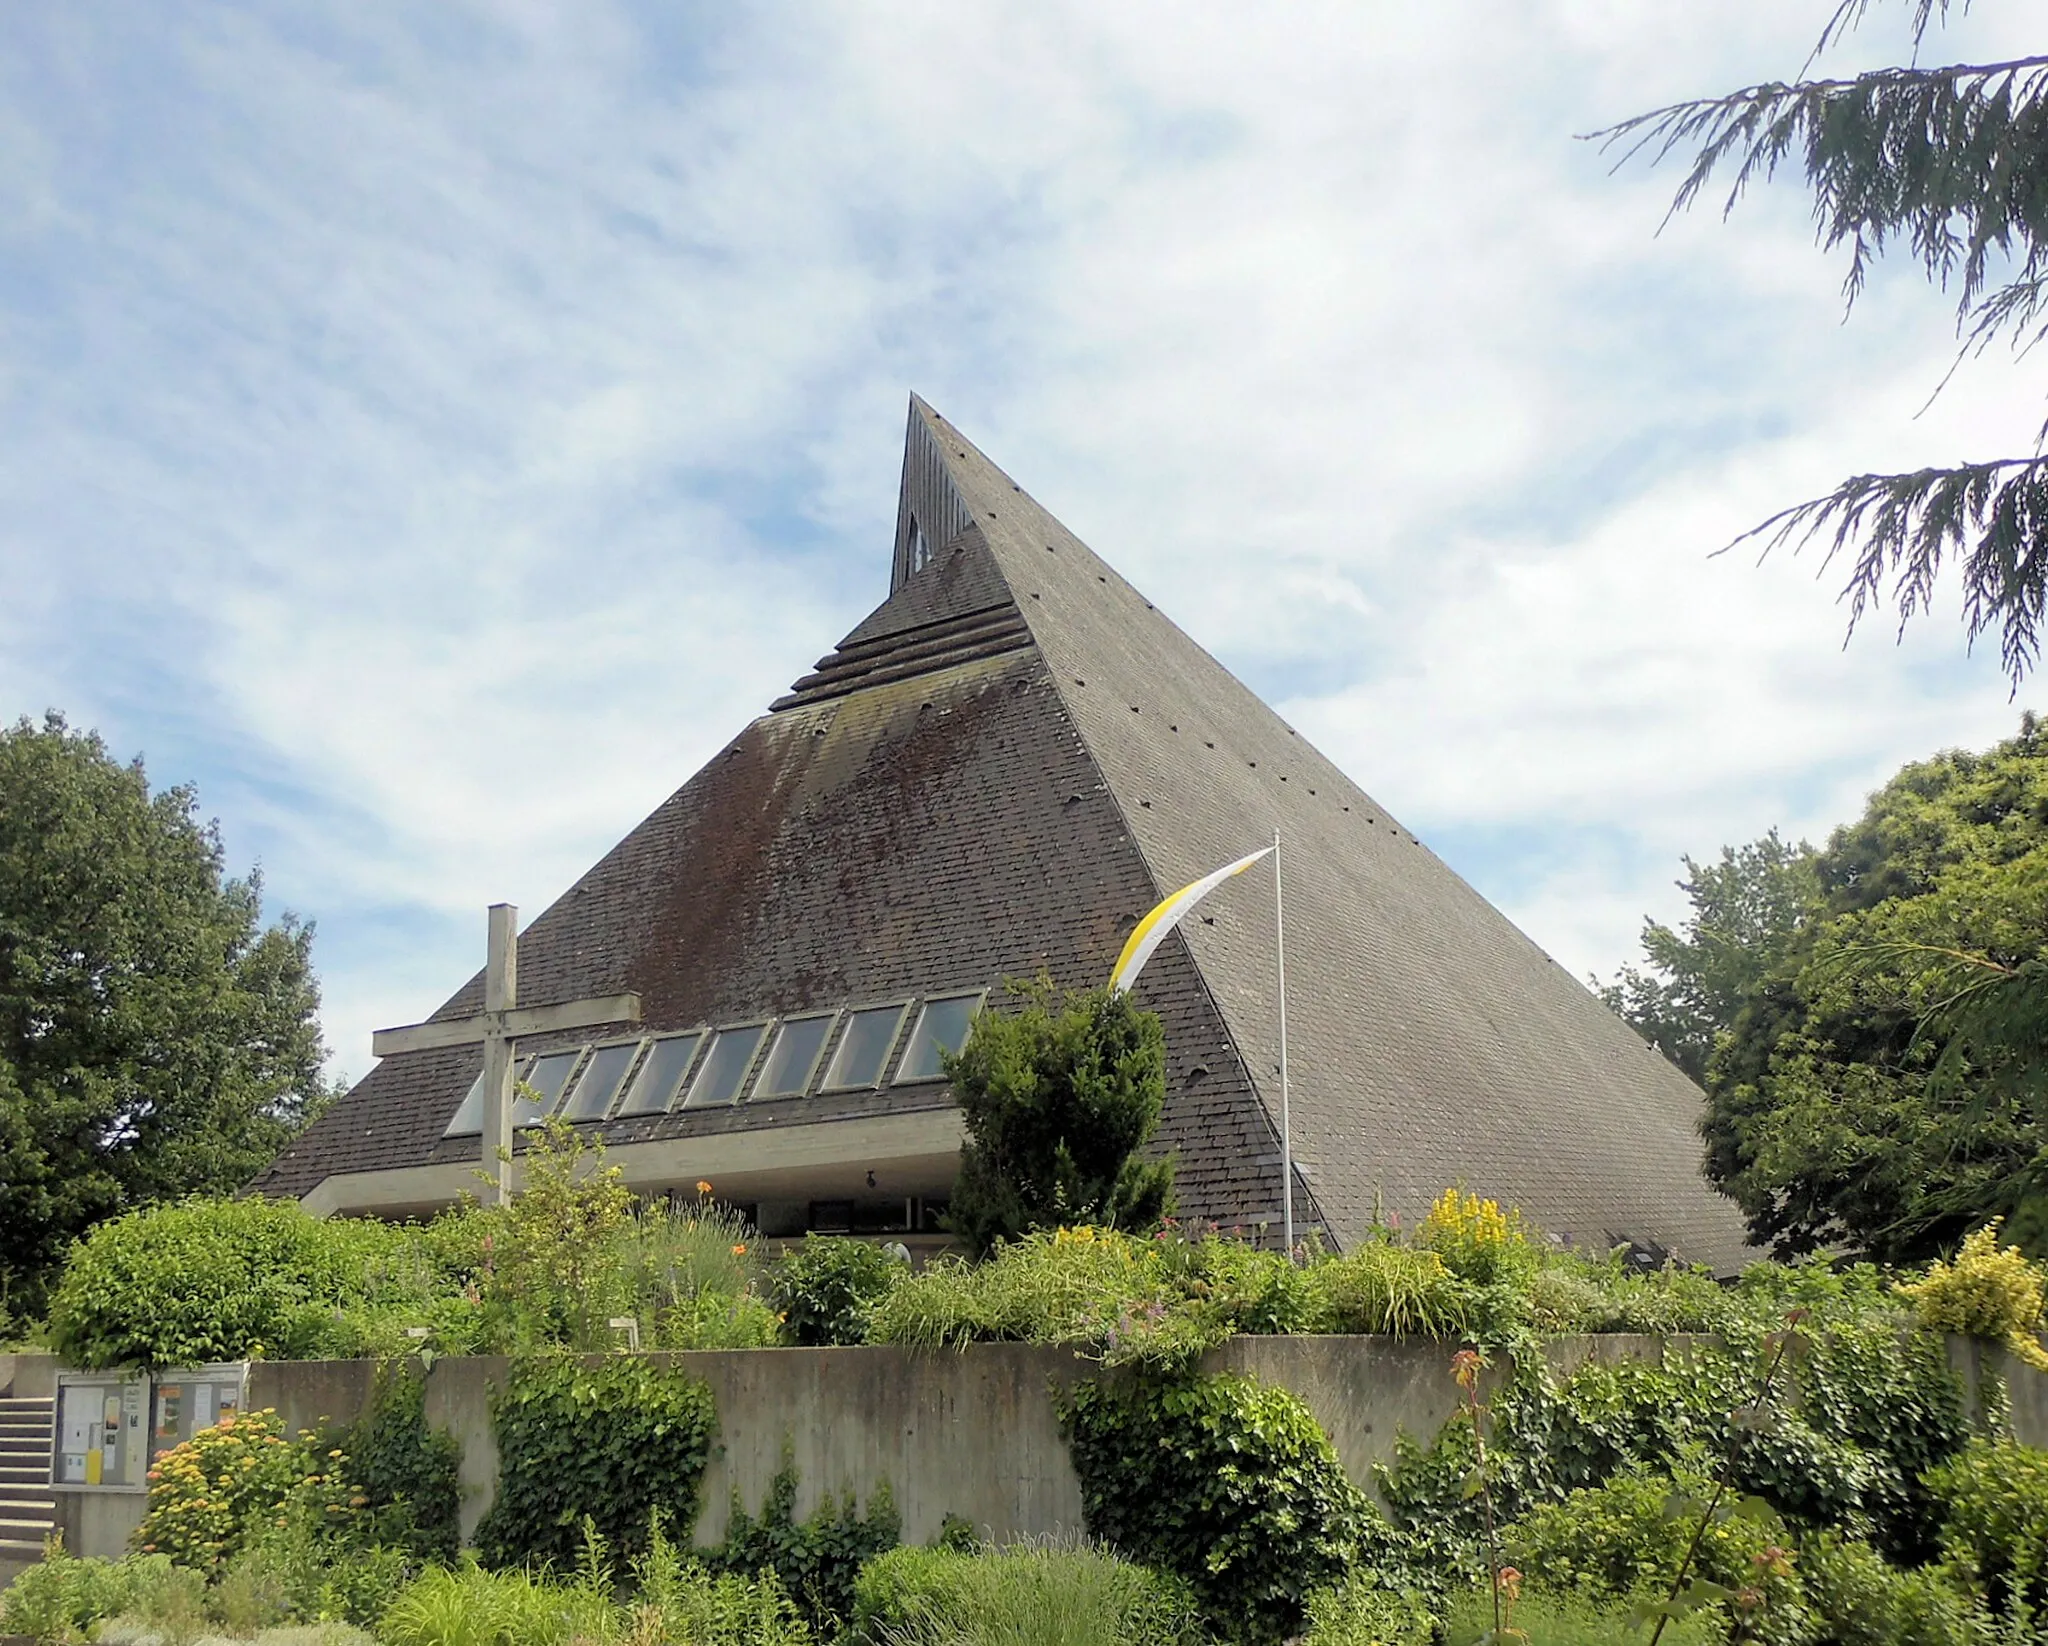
{"left": 0, "top": 1545, "right": 187, "bottom": 1645}
{"left": 770, "top": 1236, "right": 905, "bottom": 1346}
{"left": 700, "top": 1459, "right": 899, "bottom": 1636}
{"left": 46, "top": 1198, "right": 403, "bottom": 1369}
{"left": 866, "top": 1224, "right": 1315, "bottom": 1370}
{"left": 1416, "top": 1190, "right": 1537, "bottom": 1287}
{"left": 1441, "top": 1585, "right": 1720, "bottom": 1646}
{"left": 133, "top": 1410, "right": 356, "bottom": 1576}
{"left": 944, "top": 981, "right": 1175, "bottom": 1256}
{"left": 1928, "top": 1439, "right": 2048, "bottom": 1626}
{"left": 618, "top": 1199, "right": 776, "bottom": 1351}
{"left": 1505, "top": 1471, "right": 1815, "bottom": 1646}
{"left": 633, "top": 1515, "right": 815, "bottom": 1646}
{"left": 1798, "top": 1530, "right": 1994, "bottom": 1646}
{"left": 1298, "top": 1574, "right": 1435, "bottom": 1646}
{"left": 329, "top": 1361, "right": 462, "bottom": 1565}
{"left": 1896, "top": 1222, "right": 2048, "bottom": 1370}
{"left": 474, "top": 1355, "right": 717, "bottom": 1571}
{"left": 850, "top": 1542, "right": 1201, "bottom": 1646}
{"left": 374, "top": 1562, "right": 615, "bottom": 1646}
{"left": 1308, "top": 1243, "right": 1470, "bottom": 1337}
{"left": 1060, "top": 1372, "right": 1366, "bottom": 1644}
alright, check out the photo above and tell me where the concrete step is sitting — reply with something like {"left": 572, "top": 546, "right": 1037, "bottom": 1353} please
{"left": 0, "top": 1469, "right": 49, "bottom": 1487}
{"left": 0, "top": 1489, "right": 54, "bottom": 1507}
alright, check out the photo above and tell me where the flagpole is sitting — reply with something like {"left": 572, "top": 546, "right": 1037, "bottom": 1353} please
{"left": 1275, "top": 827, "right": 1293, "bottom": 1257}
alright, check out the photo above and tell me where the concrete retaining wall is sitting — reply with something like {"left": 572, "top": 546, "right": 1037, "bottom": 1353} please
{"left": 6, "top": 1335, "right": 2045, "bottom": 1565}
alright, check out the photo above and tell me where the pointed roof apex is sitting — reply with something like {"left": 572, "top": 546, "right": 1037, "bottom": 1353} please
{"left": 892, "top": 395, "right": 982, "bottom": 592}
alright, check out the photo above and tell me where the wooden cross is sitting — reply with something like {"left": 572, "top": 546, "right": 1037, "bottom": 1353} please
{"left": 371, "top": 903, "right": 641, "bottom": 1205}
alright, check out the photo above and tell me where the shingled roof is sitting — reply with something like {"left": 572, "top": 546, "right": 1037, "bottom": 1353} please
{"left": 256, "top": 397, "right": 1752, "bottom": 1270}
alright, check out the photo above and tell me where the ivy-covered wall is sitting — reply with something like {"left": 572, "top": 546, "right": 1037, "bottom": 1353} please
{"left": 13, "top": 1335, "right": 2047, "bottom": 1563}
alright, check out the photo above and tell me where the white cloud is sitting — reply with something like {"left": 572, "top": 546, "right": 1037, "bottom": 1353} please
{"left": 0, "top": 0, "right": 2038, "bottom": 1076}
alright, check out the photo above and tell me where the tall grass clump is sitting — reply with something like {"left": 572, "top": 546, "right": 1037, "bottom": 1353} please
{"left": 852, "top": 1541, "right": 1201, "bottom": 1646}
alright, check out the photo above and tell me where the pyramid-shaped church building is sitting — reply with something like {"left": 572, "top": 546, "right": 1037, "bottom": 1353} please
{"left": 256, "top": 399, "right": 1752, "bottom": 1270}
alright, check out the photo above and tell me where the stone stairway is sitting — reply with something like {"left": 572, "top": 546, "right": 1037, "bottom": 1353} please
{"left": 0, "top": 1396, "right": 55, "bottom": 1566}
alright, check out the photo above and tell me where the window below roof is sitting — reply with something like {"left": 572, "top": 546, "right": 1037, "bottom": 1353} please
{"left": 559, "top": 1040, "right": 642, "bottom": 1123}
{"left": 444, "top": 1054, "right": 536, "bottom": 1137}
{"left": 894, "top": 992, "right": 984, "bottom": 1084}
{"left": 617, "top": 1032, "right": 701, "bottom": 1117}
{"left": 683, "top": 1022, "right": 769, "bottom": 1108}
{"left": 755, "top": 1013, "right": 836, "bottom": 1099}
{"left": 517, "top": 1049, "right": 583, "bottom": 1126}
{"left": 822, "top": 1002, "right": 909, "bottom": 1090}
{"left": 443, "top": 1072, "right": 486, "bottom": 1138}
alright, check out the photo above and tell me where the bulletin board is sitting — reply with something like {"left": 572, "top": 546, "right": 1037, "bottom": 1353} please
{"left": 52, "top": 1371, "right": 149, "bottom": 1492}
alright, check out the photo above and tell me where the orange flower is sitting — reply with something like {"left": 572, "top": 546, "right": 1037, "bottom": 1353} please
{"left": 1496, "top": 1567, "right": 1522, "bottom": 1603}
{"left": 696, "top": 1180, "right": 714, "bottom": 1195}
{"left": 731, "top": 1243, "right": 747, "bottom": 1256}
{"left": 1450, "top": 1348, "right": 1484, "bottom": 1392}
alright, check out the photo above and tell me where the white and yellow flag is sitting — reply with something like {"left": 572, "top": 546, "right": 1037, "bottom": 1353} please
{"left": 1108, "top": 845, "right": 1274, "bottom": 995}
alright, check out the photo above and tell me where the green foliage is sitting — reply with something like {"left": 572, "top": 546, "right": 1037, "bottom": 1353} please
{"left": 851, "top": 1541, "right": 1203, "bottom": 1646}
{"left": 41, "top": 1126, "right": 780, "bottom": 1368}
{"left": 47, "top": 1197, "right": 379, "bottom": 1369}
{"left": 1298, "top": 1574, "right": 1435, "bottom": 1646}
{"left": 328, "top": 1362, "right": 462, "bottom": 1565}
{"left": 1597, "top": 831, "right": 1820, "bottom": 1085}
{"left": 1307, "top": 1241, "right": 1470, "bottom": 1337}
{"left": 1611, "top": 719, "right": 2048, "bottom": 1261}
{"left": 474, "top": 1356, "right": 717, "bottom": 1572}
{"left": 1897, "top": 1222, "right": 2048, "bottom": 1370}
{"left": 631, "top": 1516, "right": 816, "bottom": 1646}
{"left": 1798, "top": 1530, "right": 1994, "bottom": 1646}
{"left": 1928, "top": 1439, "right": 2048, "bottom": 1631}
{"left": 866, "top": 1224, "right": 1315, "bottom": 1372}
{"left": 1505, "top": 1471, "right": 1814, "bottom": 1646}
{"left": 699, "top": 1458, "right": 899, "bottom": 1637}
{"left": 0, "top": 1545, "right": 190, "bottom": 1645}
{"left": 1599, "top": 0, "right": 2048, "bottom": 681}
{"left": 1059, "top": 1372, "right": 1367, "bottom": 1644}
{"left": 0, "top": 712, "right": 334, "bottom": 1314}
{"left": 1442, "top": 1585, "right": 1718, "bottom": 1646}
{"left": 769, "top": 1236, "right": 906, "bottom": 1347}
{"left": 944, "top": 982, "right": 1175, "bottom": 1257}
{"left": 133, "top": 1409, "right": 357, "bottom": 1576}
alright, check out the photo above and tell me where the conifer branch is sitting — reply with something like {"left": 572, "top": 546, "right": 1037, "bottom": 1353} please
{"left": 1729, "top": 457, "right": 2048, "bottom": 683}
{"left": 1592, "top": 56, "right": 2048, "bottom": 326}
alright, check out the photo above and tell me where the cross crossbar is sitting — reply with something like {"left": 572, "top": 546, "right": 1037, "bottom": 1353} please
{"left": 368, "top": 903, "right": 641, "bottom": 1204}
{"left": 370, "top": 995, "right": 644, "bottom": 1058}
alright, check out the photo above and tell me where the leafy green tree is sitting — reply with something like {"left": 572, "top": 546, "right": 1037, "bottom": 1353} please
{"left": 1602, "top": 3, "right": 2048, "bottom": 681}
{"left": 1611, "top": 716, "right": 2048, "bottom": 1262}
{"left": 943, "top": 981, "right": 1175, "bottom": 1256}
{"left": 0, "top": 712, "right": 332, "bottom": 1312}
{"left": 1598, "top": 831, "right": 1822, "bottom": 1082}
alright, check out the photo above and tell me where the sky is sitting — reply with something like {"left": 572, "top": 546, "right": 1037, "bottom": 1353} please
{"left": 2, "top": 2, "right": 2039, "bottom": 1086}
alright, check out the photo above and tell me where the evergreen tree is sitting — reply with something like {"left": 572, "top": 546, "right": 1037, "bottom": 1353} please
{"left": 0, "top": 713, "right": 333, "bottom": 1313}
{"left": 1602, "top": 2, "right": 2048, "bottom": 680}
{"left": 943, "top": 981, "right": 1175, "bottom": 1256}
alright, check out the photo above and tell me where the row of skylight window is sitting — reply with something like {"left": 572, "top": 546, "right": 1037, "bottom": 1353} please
{"left": 443, "top": 991, "right": 984, "bottom": 1138}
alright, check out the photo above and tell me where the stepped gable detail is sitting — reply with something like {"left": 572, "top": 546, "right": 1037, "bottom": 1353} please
{"left": 255, "top": 396, "right": 1749, "bottom": 1271}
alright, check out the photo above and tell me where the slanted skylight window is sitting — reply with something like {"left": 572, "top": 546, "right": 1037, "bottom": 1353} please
{"left": 822, "top": 1003, "right": 909, "bottom": 1090}
{"left": 559, "top": 1040, "right": 642, "bottom": 1123}
{"left": 517, "top": 1048, "right": 584, "bottom": 1126}
{"left": 682, "top": 1023, "right": 769, "bottom": 1108}
{"left": 444, "top": 1072, "right": 486, "bottom": 1138}
{"left": 755, "top": 1013, "right": 836, "bottom": 1099}
{"left": 617, "top": 1032, "right": 702, "bottom": 1117}
{"left": 444, "top": 1055, "right": 535, "bottom": 1137}
{"left": 894, "top": 993, "right": 984, "bottom": 1084}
